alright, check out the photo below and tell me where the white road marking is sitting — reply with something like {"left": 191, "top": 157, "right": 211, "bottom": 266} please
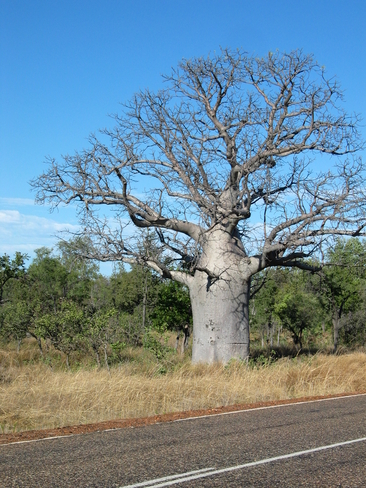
{"left": 119, "top": 467, "right": 216, "bottom": 488}
{"left": 0, "top": 434, "right": 75, "bottom": 446}
{"left": 174, "top": 392, "right": 366, "bottom": 423}
{"left": 2, "top": 393, "right": 365, "bottom": 446}
{"left": 119, "top": 436, "right": 366, "bottom": 487}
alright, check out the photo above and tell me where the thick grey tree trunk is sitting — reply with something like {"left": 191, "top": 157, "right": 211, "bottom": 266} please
{"left": 189, "top": 271, "right": 250, "bottom": 364}
{"left": 186, "top": 228, "right": 256, "bottom": 364}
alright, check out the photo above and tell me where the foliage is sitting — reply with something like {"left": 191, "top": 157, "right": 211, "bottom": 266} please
{"left": 151, "top": 280, "right": 192, "bottom": 332}
{"left": 34, "top": 300, "right": 86, "bottom": 368}
{"left": 323, "top": 239, "right": 366, "bottom": 314}
{"left": 251, "top": 267, "right": 324, "bottom": 350}
{"left": 84, "top": 308, "right": 119, "bottom": 368}
{"left": 0, "top": 252, "right": 28, "bottom": 305}
{"left": 250, "top": 270, "right": 285, "bottom": 347}
{"left": 274, "top": 286, "right": 319, "bottom": 350}
{"left": 1, "top": 300, "right": 31, "bottom": 345}
{"left": 321, "top": 238, "right": 366, "bottom": 351}
{"left": 142, "top": 328, "right": 174, "bottom": 362}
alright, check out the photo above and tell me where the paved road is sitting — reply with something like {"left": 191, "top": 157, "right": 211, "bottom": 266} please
{"left": 1, "top": 394, "right": 366, "bottom": 487}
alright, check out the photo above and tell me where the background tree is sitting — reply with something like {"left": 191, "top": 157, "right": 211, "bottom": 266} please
{"left": 339, "top": 291, "right": 366, "bottom": 348}
{"left": 35, "top": 300, "right": 86, "bottom": 369}
{"left": 32, "top": 49, "right": 365, "bottom": 363}
{"left": 27, "top": 248, "right": 69, "bottom": 314}
{"left": 250, "top": 270, "right": 283, "bottom": 348}
{"left": 107, "top": 263, "right": 160, "bottom": 346}
{"left": 151, "top": 280, "right": 192, "bottom": 352}
{"left": 321, "top": 238, "right": 366, "bottom": 352}
{"left": 0, "top": 252, "right": 28, "bottom": 306}
{"left": 0, "top": 244, "right": 100, "bottom": 358}
{"left": 274, "top": 271, "right": 321, "bottom": 350}
{"left": 56, "top": 237, "right": 99, "bottom": 305}
{"left": 0, "top": 253, "right": 31, "bottom": 352}
{"left": 1, "top": 299, "right": 31, "bottom": 352}
{"left": 251, "top": 267, "right": 325, "bottom": 350}
{"left": 84, "top": 308, "right": 118, "bottom": 370}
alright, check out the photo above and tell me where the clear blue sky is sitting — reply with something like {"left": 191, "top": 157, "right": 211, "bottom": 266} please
{"left": 1, "top": 0, "right": 365, "bottom": 272}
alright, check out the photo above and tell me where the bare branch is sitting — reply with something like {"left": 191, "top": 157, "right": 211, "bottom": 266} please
{"left": 31, "top": 49, "right": 365, "bottom": 282}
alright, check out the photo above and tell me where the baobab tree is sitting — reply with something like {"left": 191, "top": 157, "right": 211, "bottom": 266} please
{"left": 32, "top": 49, "right": 365, "bottom": 363}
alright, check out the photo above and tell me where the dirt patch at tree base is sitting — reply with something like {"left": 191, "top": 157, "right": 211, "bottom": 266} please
{"left": 1, "top": 391, "right": 364, "bottom": 446}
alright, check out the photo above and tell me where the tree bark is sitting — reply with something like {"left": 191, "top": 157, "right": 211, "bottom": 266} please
{"left": 104, "top": 342, "right": 110, "bottom": 372}
{"left": 142, "top": 273, "right": 147, "bottom": 331}
{"left": 189, "top": 272, "right": 250, "bottom": 363}
{"left": 37, "top": 337, "right": 43, "bottom": 357}
{"left": 269, "top": 323, "right": 274, "bottom": 348}
{"left": 93, "top": 346, "right": 101, "bottom": 367}
{"left": 183, "top": 325, "right": 190, "bottom": 352}
{"left": 333, "top": 315, "right": 340, "bottom": 353}
{"left": 175, "top": 331, "right": 180, "bottom": 351}
{"left": 277, "top": 325, "right": 281, "bottom": 347}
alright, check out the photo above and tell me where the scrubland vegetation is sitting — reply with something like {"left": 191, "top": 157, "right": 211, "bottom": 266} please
{"left": 1, "top": 237, "right": 366, "bottom": 433}
{"left": 1, "top": 340, "right": 365, "bottom": 434}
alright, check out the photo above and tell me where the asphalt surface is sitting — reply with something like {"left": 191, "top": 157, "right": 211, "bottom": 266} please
{"left": 1, "top": 394, "right": 366, "bottom": 487}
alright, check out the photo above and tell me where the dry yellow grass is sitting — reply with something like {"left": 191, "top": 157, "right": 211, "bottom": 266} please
{"left": 1, "top": 351, "right": 366, "bottom": 434}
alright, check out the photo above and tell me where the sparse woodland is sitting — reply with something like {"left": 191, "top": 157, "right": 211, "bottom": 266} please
{"left": 1, "top": 236, "right": 366, "bottom": 370}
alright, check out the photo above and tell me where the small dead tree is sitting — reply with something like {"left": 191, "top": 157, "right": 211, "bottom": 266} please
{"left": 32, "top": 49, "right": 365, "bottom": 363}
{"left": 175, "top": 324, "right": 190, "bottom": 354}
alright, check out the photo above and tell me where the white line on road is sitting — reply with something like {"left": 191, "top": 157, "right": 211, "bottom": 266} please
{"left": 119, "top": 436, "right": 366, "bottom": 488}
{"left": 119, "top": 467, "right": 216, "bottom": 488}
